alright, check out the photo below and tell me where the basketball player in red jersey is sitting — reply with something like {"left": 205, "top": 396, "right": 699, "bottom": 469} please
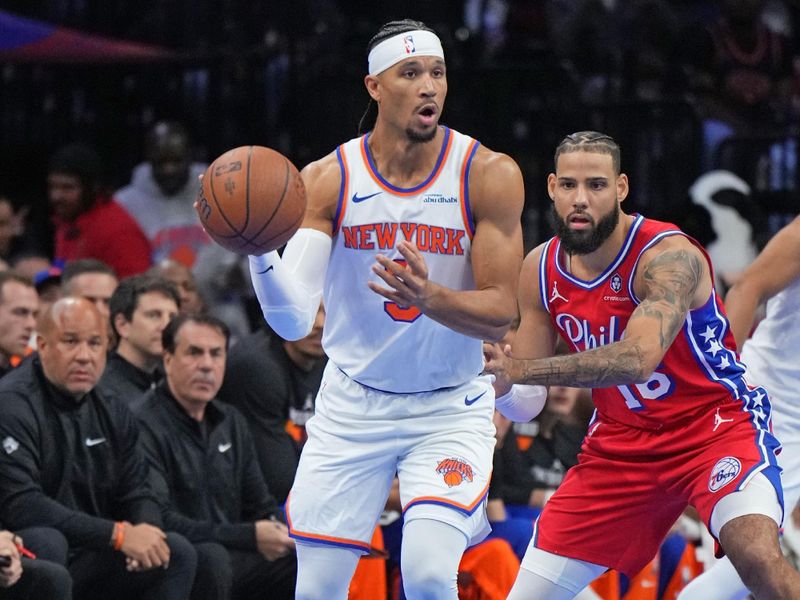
{"left": 484, "top": 131, "right": 800, "bottom": 599}
{"left": 248, "top": 19, "right": 527, "bottom": 600}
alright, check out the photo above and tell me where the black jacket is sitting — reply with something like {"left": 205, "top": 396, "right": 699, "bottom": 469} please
{"left": 99, "top": 351, "right": 160, "bottom": 406}
{"left": 217, "top": 328, "right": 325, "bottom": 504}
{"left": 135, "top": 382, "right": 283, "bottom": 551}
{"left": 0, "top": 358, "right": 162, "bottom": 549}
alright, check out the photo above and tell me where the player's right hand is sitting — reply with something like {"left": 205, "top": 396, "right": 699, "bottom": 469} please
{"left": 119, "top": 522, "right": 170, "bottom": 570}
{"left": 483, "top": 341, "right": 515, "bottom": 395}
{"left": 255, "top": 519, "right": 295, "bottom": 561}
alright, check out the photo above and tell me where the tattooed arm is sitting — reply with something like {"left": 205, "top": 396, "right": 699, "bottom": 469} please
{"left": 484, "top": 236, "right": 711, "bottom": 388}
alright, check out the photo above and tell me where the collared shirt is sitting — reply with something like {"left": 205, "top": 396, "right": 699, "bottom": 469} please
{"left": 135, "top": 382, "right": 282, "bottom": 550}
{"left": 0, "top": 358, "right": 161, "bottom": 549}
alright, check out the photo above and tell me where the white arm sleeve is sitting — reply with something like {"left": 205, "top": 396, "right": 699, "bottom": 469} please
{"left": 248, "top": 228, "right": 332, "bottom": 341}
{"left": 495, "top": 384, "right": 548, "bottom": 422}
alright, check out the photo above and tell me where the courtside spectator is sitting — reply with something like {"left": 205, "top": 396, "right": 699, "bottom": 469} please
{"left": 136, "top": 314, "right": 296, "bottom": 600}
{"left": 48, "top": 143, "right": 151, "bottom": 278}
{"left": 0, "top": 273, "right": 37, "bottom": 378}
{"left": 0, "top": 297, "right": 196, "bottom": 600}
{"left": 101, "top": 274, "right": 180, "bottom": 403}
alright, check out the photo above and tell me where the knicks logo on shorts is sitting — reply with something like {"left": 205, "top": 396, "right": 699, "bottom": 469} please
{"left": 436, "top": 457, "right": 474, "bottom": 487}
{"left": 708, "top": 456, "right": 742, "bottom": 492}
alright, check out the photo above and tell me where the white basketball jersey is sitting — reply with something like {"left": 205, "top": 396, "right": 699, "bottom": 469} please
{"left": 742, "top": 277, "right": 800, "bottom": 427}
{"left": 322, "top": 127, "right": 483, "bottom": 393}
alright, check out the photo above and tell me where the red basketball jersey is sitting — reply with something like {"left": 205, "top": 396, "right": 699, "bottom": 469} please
{"left": 539, "top": 215, "right": 768, "bottom": 432}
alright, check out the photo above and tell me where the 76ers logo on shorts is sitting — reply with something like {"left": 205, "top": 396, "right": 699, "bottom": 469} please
{"left": 708, "top": 456, "right": 742, "bottom": 492}
{"left": 436, "top": 457, "right": 474, "bottom": 487}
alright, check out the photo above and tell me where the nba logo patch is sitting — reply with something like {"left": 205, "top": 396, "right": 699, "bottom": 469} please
{"left": 708, "top": 456, "right": 741, "bottom": 492}
{"left": 403, "top": 34, "right": 415, "bottom": 54}
{"left": 610, "top": 273, "right": 622, "bottom": 293}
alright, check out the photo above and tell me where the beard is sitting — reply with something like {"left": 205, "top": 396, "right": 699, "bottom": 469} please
{"left": 551, "top": 201, "right": 620, "bottom": 255}
{"left": 405, "top": 125, "right": 438, "bottom": 144}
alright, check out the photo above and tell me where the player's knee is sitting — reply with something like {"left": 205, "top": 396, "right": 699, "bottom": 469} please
{"left": 402, "top": 560, "right": 457, "bottom": 599}
{"left": 295, "top": 580, "right": 332, "bottom": 600}
{"left": 295, "top": 542, "right": 360, "bottom": 600}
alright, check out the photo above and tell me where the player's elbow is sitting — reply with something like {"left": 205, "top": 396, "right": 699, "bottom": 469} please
{"left": 619, "top": 339, "right": 661, "bottom": 384}
{"left": 483, "top": 325, "right": 509, "bottom": 344}
{"left": 261, "top": 308, "right": 314, "bottom": 341}
{"left": 483, "top": 313, "right": 518, "bottom": 343}
{"left": 633, "top": 356, "right": 663, "bottom": 384}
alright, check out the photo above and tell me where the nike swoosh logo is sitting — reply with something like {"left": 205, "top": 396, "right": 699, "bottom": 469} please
{"left": 218, "top": 442, "right": 232, "bottom": 453}
{"left": 352, "top": 192, "right": 382, "bottom": 203}
{"left": 464, "top": 391, "right": 487, "bottom": 406}
{"left": 85, "top": 437, "right": 106, "bottom": 447}
{"left": 256, "top": 265, "right": 274, "bottom": 274}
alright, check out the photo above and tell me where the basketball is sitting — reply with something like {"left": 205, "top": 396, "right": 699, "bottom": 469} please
{"left": 196, "top": 145, "right": 306, "bottom": 255}
{"left": 443, "top": 471, "right": 463, "bottom": 487}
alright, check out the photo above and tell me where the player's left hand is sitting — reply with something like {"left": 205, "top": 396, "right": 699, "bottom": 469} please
{"left": 369, "top": 240, "right": 431, "bottom": 310}
{"left": 483, "top": 341, "right": 515, "bottom": 392}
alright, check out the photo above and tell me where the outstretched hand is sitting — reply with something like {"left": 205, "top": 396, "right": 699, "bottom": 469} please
{"left": 368, "top": 240, "right": 431, "bottom": 310}
{"left": 483, "top": 341, "right": 515, "bottom": 395}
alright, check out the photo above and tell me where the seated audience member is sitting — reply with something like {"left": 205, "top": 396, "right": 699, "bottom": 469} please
{"left": 147, "top": 260, "right": 204, "bottom": 315}
{"left": 0, "top": 528, "right": 71, "bottom": 599}
{"left": 193, "top": 244, "right": 252, "bottom": 341}
{"left": 9, "top": 253, "right": 51, "bottom": 282}
{"left": 116, "top": 121, "right": 210, "bottom": 268}
{"left": 135, "top": 314, "right": 296, "bottom": 600}
{"left": 0, "top": 297, "right": 196, "bottom": 600}
{"left": 32, "top": 264, "right": 63, "bottom": 318}
{"left": 101, "top": 275, "right": 180, "bottom": 403}
{"left": 47, "top": 143, "right": 151, "bottom": 278}
{"left": 60, "top": 259, "right": 119, "bottom": 322}
{"left": 217, "top": 306, "right": 326, "bottom": 503}
{"left": 0, "top": 273, "right": 38, "bottom": 378}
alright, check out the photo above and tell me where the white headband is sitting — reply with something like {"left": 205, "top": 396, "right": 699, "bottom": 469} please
{"left": 367, "top": 30, "right": 444, "bottom": 75}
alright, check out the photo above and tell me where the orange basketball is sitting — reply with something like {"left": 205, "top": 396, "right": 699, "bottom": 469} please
{"left": 196, "top": 145, "right": 306, "bottom": 255}
{"left": 443, "top": 471, "right": 462, "bottom": 487}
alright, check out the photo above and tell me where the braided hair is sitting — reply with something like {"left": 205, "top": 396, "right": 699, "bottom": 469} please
{"left": 554, "top": 131, "right": 621, "bottom": 175}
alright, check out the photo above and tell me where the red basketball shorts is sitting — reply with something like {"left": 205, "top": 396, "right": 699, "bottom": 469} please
{"left": 532, "top": 399, "right": 783, "bottom": 577}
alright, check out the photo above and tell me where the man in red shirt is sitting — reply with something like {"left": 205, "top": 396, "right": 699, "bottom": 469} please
{"left": 48, "top": 143, "right": 151, "bottom": 278}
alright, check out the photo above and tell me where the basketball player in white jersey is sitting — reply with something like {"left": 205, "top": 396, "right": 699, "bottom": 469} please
{"left": 679, "top": 215, "right": 800, "bottom": 599}
{"left": 248, "top": 19, "right": 531, "bottom": 599}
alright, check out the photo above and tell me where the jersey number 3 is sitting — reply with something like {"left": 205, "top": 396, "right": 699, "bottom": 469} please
{"left": 383, "top": 259, "right": 422, "bottom": 323}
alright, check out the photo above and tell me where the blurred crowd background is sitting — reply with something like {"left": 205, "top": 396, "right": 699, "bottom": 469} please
{"left": 1, "top": 2, "right": 799, "bottom": 598}
{"left": 1, "top": 0, "right": 799, "bottom": 280}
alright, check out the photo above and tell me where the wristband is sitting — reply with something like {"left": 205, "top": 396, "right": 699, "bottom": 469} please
{"left": 112, "top": 521, "right": 125, "bottom": 551}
